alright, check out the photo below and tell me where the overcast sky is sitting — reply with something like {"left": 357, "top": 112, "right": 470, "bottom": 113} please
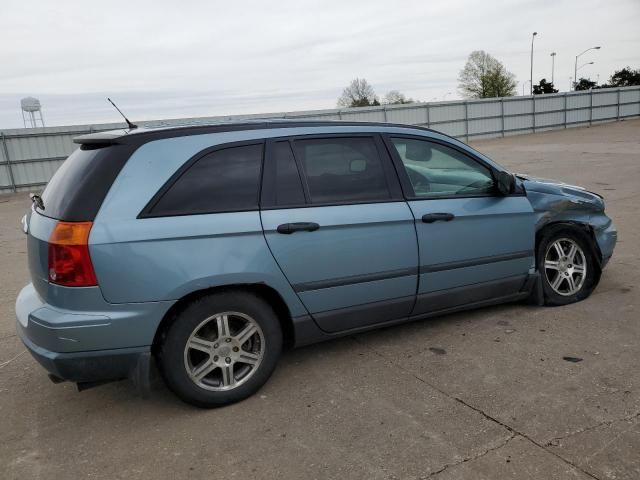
{"left": 1, "top": 0, "right": 639, "bottom": 129}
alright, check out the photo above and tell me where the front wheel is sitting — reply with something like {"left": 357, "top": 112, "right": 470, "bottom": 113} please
{"left": 537, "top": 226, "right": 598, "bottom": 306}
{"left": 158, "top": 291, "right": 283, "bottom": 407}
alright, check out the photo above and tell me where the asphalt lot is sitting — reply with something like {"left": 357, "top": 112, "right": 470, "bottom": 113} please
{"left": 1, "top": 119, "right": 639, "bottom": 479}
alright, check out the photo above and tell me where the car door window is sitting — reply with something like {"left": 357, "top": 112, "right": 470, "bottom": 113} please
{"left": 390, "top": 137, "right": 495, "bottom": 198}
{"left": 294, "top": 137, "right": 391, "bottom": 204}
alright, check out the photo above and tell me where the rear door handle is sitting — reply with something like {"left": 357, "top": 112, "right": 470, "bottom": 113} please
{"left": 422, "top": 213, "right": 455, "bottom": 223}
{"left": 276, "top": 222, "right": 320, "bottom": 234}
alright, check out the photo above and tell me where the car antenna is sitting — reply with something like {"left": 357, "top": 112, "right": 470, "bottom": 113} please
{"left": 107, "top": 98, "right": 138, "bottom": 129}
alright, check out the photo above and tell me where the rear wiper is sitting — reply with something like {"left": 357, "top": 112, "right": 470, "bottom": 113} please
{"left": 30, "top": 193, "right": 44, "bottom": 211}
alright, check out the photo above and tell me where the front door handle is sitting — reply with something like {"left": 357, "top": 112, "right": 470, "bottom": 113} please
{"left": 276, "top": 222, "right": 320, "bottom": 234}
{"left": 422, "top": 213, "right": 455, "bottom": 223}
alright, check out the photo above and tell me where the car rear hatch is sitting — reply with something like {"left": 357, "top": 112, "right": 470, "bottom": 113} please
{"left": 25, "top": 141, "right": 136, "bottom": 303}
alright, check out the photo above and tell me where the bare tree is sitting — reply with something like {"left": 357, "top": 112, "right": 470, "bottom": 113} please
{"left": 458, "top": 50, "right": 516, "bottom": 98}
{"left": 383, "top": 90, "right": 414, "bottom": 105}
{"left": 337, "top": 78, "right": 380, "bottom": 107}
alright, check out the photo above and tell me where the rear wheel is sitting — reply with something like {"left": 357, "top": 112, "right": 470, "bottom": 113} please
{"left": 537, "top": 226, "right": 598, "bottom": 306}
{"left": 158, "top": 291, "right": 283, "bottom": 407}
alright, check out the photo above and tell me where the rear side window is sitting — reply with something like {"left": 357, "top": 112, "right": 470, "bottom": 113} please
{"left": 40, "top": 144, "right": 135, "bottom": 221}
{"left": 293, "top": 137, "right": 391, "bottom": 204}
{"left": 148, "top": 143, "right": 263, "bottom": 216}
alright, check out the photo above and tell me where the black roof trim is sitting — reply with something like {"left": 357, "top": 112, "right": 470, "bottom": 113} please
{"left": 73, "top": 120, "right": 456, "bottom": 147}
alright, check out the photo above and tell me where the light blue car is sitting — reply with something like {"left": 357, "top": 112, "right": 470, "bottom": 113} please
{"left": 16, "top": 121, "right": 617, "bottom": 407}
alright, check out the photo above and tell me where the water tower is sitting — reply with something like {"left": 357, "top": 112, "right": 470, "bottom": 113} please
{"left": 21, "top": 97, "right": 45, "bottom": 128}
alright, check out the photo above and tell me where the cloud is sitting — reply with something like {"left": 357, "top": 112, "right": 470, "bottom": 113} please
{"left": 1, "top": 0, "right": 639, "bottom": 128}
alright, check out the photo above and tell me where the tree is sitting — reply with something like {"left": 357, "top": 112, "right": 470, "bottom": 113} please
{"left": 458, "top": 50, "right": 517, "bottom": 98}
{"left": 533, "top": 78, "right": 558, "bottom": 95}
{"left": 574, "top": 78, "right": 597, "bottom": 91}
{"left": 383, "top": 90, "right": 414, "bottom": 105}
{"left": 337, "top": 78, "right": 380, "bottom": 107}
{"left": 607, "top": 67, "right": 640, "bottom": 87}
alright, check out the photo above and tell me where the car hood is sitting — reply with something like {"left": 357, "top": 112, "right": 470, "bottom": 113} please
{"left": 517, "top": 174, "right": 605, "bottom": 211}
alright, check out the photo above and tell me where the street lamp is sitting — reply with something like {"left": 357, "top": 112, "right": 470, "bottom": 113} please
{"left": 550, "top": 52, "right": 557, "bottom": 86}
{"left": 575, "top": 62, "right": 595, "bottom": 89}
{"left": 577, "top": 61, "right": 595, "bottom": 72}
{"left": 530, "top": 32, "right": 538, "bottom": 95}
{"left": 574, "top": 46, "right": 601, "bottom": 90}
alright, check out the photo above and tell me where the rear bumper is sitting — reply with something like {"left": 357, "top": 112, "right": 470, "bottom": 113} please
{"left": 18, "top": 327, "right": 149, "bottom": 386}
{"left": 15, "top": 282, "right": 165, "bottom": 390}
{"left": 16, "top": 283, "right": 173, "bottom": 353}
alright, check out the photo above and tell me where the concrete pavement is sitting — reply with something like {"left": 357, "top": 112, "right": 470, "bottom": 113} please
{"left": 1, "top": 119, "right": 638, "bottom": 479}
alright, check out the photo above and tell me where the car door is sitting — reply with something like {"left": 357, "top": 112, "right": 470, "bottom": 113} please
{"left": 384, "top": 135, "right": 535, "bottom": 316}
{"left": 260, "top": 134, "right": 419, "bottom": 333}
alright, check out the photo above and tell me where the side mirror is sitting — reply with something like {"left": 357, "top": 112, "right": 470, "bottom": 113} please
{"left": 495, "top": 171, "right": 515, "bottom": 196}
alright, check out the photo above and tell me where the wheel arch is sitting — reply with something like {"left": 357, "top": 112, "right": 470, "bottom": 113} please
{"left": 152, "top": 283, "right": 296, "bottom": 355}
{"left": 535, "top": 220, "right": 603, "bottom": 274}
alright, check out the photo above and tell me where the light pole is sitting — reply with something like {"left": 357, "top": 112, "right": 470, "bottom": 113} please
{"left": 574, "top": 46, "right": 600, "bottom": 90}
{"left": 550, "top": 52, "right": 556, "bottom": 86}
{"left": 578, "top": 61, "right": 594, "bottom": 72}
{"left": 530, "top": 32, "right": 537, "bottom": 95}
{"left": 575, "top": 62, "right": 595, "bottom": 89}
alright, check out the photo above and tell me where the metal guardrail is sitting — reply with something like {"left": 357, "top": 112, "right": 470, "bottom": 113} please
{"left": 1, "top": 86, "right": 639, "bottom": 193}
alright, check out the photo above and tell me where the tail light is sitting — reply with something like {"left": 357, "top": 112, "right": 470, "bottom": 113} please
{"left": 48, "top": 221, "right": 97, "bottom": 287}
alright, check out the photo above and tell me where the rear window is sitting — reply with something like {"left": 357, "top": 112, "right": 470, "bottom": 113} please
{"left": 146, "top": 143, "right": 263, "bottom": 217}
{"left": 40, "top": 145, "right": 134, "bottom": 221}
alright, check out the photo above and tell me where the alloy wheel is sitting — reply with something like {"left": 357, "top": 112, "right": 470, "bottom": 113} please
{"left": 183, "top": 311, "right": 265, "bottom": 391}
{"left": 544, "top": 238, "right": 587, "bottom": 296}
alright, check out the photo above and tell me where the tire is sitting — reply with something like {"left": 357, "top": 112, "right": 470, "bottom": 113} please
{"left": 537, "top": 225, "right": 599, "bottom": 306}
{"left": 157, "top": 291, "right": 283, "bottom": 408}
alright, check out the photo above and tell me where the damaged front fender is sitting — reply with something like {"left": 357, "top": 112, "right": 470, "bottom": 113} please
{"left": 522, "top": 177, "right": 617, "bottom": 268}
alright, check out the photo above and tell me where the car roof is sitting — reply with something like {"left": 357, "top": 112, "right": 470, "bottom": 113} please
{"left": 73, "top": 119, "right": 450, "bottom": 146}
